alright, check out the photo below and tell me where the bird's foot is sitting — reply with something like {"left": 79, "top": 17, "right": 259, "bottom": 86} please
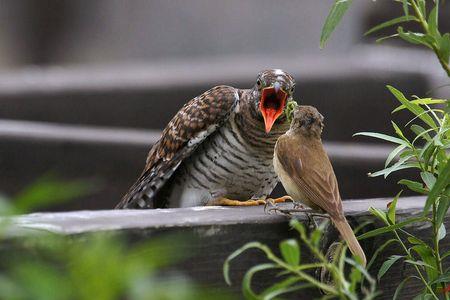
{"left": 208, "top": 197, "right": 266, "bottom": 206}
{"left": 264, "top": 195, "right": 293, "bottom": 214}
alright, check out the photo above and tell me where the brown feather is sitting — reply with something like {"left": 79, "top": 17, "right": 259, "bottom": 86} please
{"left": 116, "top": 85, "right": 238, "bottom": 209}
{"left": 274, "top": 106, "right": 366, "bottom": 266}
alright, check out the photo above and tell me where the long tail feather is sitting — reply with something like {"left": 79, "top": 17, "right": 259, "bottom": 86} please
{"left": 332, "top": 216, "right": 367, "bottom": 267}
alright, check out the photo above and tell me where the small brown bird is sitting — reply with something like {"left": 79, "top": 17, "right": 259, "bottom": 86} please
{"left": 273, "top": 105, "right": 367, "bottom": 266}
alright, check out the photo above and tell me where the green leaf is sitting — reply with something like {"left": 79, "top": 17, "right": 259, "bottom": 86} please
{"left": 279, "top": 239, "right": 300, "bottom": 266}
{"left": 402, "top": 0, "right": 409, "bottom": 17}
{"left": 365, "top": 15, "right": 418, "bottom": 36}
{"left": 353, "top": 131, "right": 408, "bottom": 145}
{"left": 387, "top": 85, "right": 437, "bottom": 129}
{"left": 376, "top": 34, "right": 400, "bottom": 43}
{"left": 439, "top": 33, "right": 450, "bottom": 63}
{"left": 398, "top": 179, "right": 428, "bottom": 194}
{"left": 424, "top": 159, "right": 450, "bottom": 213}
{"left": 427, "top": 4, "right": 440, "bottom": 38}
{"left": 386, "top": 145, "right": 407, "bottom": 167}
{"left": 438, "top": 223, "right": 446, "bottom": 241}
{"left": 436, "top": 195, "right": 450, "bottom": 227}
{"left": 223, "top": 241, "right": 268, "bottom": 285}
{"left": 392, "top": 121, "right": 409, "bottom": 143}
{"left": 320, "top": 0, "right": 353, "bottom": 48}
{"left": 378, "top": 255, "right": 403, "bottom": 280}
{"left": 393, "top": 98, "right": 447, "bottom": 113}
{"left": 358, "top": 216, "right": 426, "bottom": 240}
{"left": 368, "top": 206, "right": 388, "bottom": 224}
{"left": 367, "top": 239, "right": 399, "bottom": 270}
{"left": 418, "top": 0, "right": 426, "bottom": 17}
{"left": 397, "top": 27, "right": 433, "bottom": 49}
{"left": 393, "top": 276, "right": 415, "bottom": 300}
{"left": 411, "top": 124, "right": 432, "bottom": 141}
{"left": 430, "top": 273, "right": 450, "bottom": 285}
{"left": 411, "top": 245, "right": 439, "bottom": 282}
{"left": 369, "top": 156, "right": 417, "bottom": 178}
{"left": 242, "top": 263, "right": 278, "bottom": 300}
{"left": 388, "top": 191, "right": 402, "bottom": 224}
{"left": 260, "top": 277, "right": 311, "bottom": 299}
{"left": 14, "top": 176, "right": 95, "bottom": 213}
{"left": 404, "top": 260, "right": 436, "bottom": 269}
{"left": 420, "top": 172, "right": 436, "bottom": 190}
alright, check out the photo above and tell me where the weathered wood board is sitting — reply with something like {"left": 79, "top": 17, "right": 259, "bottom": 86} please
{"left": 5, "top": 196, "right": 447, "bottom": 299}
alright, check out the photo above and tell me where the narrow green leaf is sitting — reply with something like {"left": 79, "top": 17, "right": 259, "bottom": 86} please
{"left": 378, "top": 255, "right": 403, "bottom": 280}
{"left": 436, "top": 195, "right": 450, "bottom": 227}
{"left": 402, "top": 0, "right": 409, "bottom": 17}
{"left": 376, "top": 34, "right": 399, "bottom": 43}
{"left": 439, "top": 33, "right": 450, "bottom": 63}
{"left": 392, "top": 121, "right": 409, "bottom": 143}
{"left": 386, "top": 145, "right": 407, "bottom": 167}
{"left": 424, "top": 159, "right": 450, "bottom": 213}
{"left": 418, "top": 0, "right": 426, "bottom": 17}
{"left": 358, "top": 217, "right": 426, "bottom": 240}
{"left": 411, "top": 245, "right": 439, "bottom": 282}
{"left": 387, "top": 85, "right": 437, "bottom": 128}
{"left": 430, "top": 273, "right": 450, "bottom": 285}
{"left": 398, "top": 179, "right": 428, "bottom": 194}
{"left": 260, "top": 277, "right": 311, "bottom": 299}
{"left": 388, "top": 191, "right": 402, "bottom": 224}
{"left": 397, "top": 27, "right": 433, "bottom": 49}
{"left": 368, "top": 206, "right": 388, "bottom": 224}
{"left": 223, "top": 242, "right": 268, "bottom": 285}
{"left": 393, "top": 98, "right": 447, "bottom": 113}
{"left": 393, "top": 276, "right": 415, "bottom": 300}
{"left": 404, "top": 260, "right": 436, "bottom": 269}
{"left": 420, "top": 172, "right": 436, "bottom": 190}
{"left": 427, "top": 4, "right": 439, "bottom": 38}
{"left": 320, "top": 0, "right": 353, "bottom": 48}
{"left": 14, "top": 176, "right": 95, "bottom": 213}
{"left": 438, "top": 223, "right": 446, "bottom": 241}
{"left": 279, "top": 239, "right": 300, "bottom": 266}
{"left": 411, "top": 124, "right": 432, "bottom": 141}
{"left": 242, "top": 264, "right": 278, "bottom": 300}
{"left": 365, "top": 16, "right": 418, "bottom": 36}
{"left": 367, "top": 239, "right": 399, "bottom": 270}
{"left": 354, "top": 131, "right": 408, "bottom": 145}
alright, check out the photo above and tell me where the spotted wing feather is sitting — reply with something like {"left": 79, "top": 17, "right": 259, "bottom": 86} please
{"left": 116, "top": 85, "right": 239, "bottom": 209}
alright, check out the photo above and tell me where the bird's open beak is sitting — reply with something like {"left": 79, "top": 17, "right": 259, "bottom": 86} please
{"left": 259, "top": 82, "right": 287, "bottom": 133}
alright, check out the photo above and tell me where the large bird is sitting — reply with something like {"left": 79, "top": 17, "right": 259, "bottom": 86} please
{"left": 116, "top": 69, "right": 295, "bottom": 209}
{"left": 273, "top": 105, "right": 367, "bottom": 266}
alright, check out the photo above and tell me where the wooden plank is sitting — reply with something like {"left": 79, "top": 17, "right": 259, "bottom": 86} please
{"left": 4, "top": 196, "right": 447, "bottom": 299}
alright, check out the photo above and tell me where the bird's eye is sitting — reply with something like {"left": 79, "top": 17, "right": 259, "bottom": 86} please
{"left": 290, "top": 86, "right": 295, "bottom": 93}
{"left": 256, "top": 79, "right": 262, "bottom": 88}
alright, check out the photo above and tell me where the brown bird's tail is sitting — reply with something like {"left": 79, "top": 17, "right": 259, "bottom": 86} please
{"left": 332, "top": 216, "right": 367, "bottom": 267}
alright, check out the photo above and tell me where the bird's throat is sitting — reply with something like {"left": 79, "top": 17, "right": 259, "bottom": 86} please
{"left": 259, "top": 87, "right": 287, "bottom": 133}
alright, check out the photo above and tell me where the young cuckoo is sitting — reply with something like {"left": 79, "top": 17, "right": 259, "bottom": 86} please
{"left": 116, "top": 69, "right": 295, "bottom": 209}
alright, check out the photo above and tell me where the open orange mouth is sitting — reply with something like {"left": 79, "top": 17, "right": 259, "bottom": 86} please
{"left": 259, "top": 86, "right": 287, "bottom": 133}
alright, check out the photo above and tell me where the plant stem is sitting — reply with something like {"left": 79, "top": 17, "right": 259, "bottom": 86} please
{"left": 410, "top": 0, "right": 450, "bottom": 77}
{"left": 432, "top": 203, "right": 449, "bottom": 300}
{"left": 393, "top": 229, "right": 440, "bottom": 299}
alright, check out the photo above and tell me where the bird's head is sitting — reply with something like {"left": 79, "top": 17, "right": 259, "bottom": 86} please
{"left": 253, "top": 69, "right": 295, "bottom": 133}
{"left": 290, "top": 105, "right": 324, "bottom": 138}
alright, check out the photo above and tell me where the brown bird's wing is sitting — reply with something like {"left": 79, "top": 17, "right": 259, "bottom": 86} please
{"left": 116, "top": 85, "right": 239, "bottom": 209}
{"left": 275, "top": 135, "right": 342, "bottom": 216}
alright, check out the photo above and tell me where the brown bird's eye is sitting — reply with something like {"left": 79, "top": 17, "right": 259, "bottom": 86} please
{"left": 256, "top": 79, "right": 262, "bottom": 88}
{"left": 290, "top": 86, "right": 295, "bottom": 93}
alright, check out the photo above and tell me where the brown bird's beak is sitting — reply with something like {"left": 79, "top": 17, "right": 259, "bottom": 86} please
{"left": 259, "top": 82, "right": 287, "bottom": 133}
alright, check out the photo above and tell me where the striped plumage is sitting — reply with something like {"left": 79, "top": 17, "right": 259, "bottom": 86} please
{"left": 116, "top": 69, "right": 295, "bottom": 209}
